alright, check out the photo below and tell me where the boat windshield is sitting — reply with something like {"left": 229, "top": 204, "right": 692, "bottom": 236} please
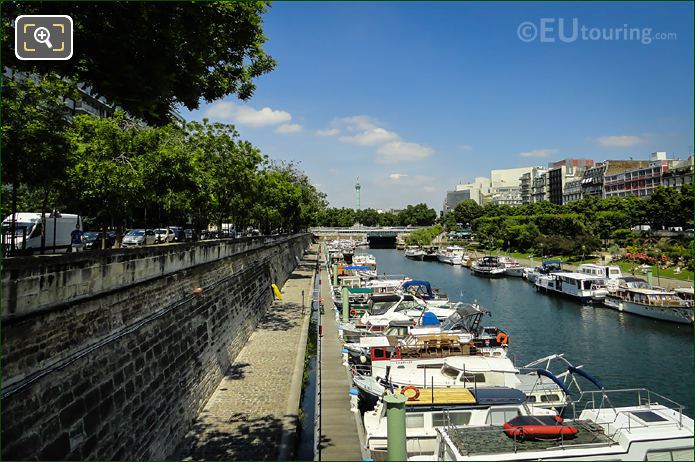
{"left": 370, "top": 301, "right": 399, "bottom": 315}
{"left": 442, "top": 365, "right": 460, "bottom": 378}
{"left": 440, "top": 312, "right": 462, "bottom": 330}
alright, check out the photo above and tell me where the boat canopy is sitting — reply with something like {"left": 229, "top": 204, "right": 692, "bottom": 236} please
{"left": 568, "top": 366, "right": 604, "bottom": 390}
{"left": 542, "top": 260, "right": 563, "bottom": 266}
{"left": 343, "top": 265, "right": 371, "bottom": 270}
{"left": 472, "top": 387, "right": 526, "bottom": 405}
{"left": 536, "top": 369, "right": 571, "bottom": 395}
{"left": 402, "top": 280, "right": 434, "bottom": 298}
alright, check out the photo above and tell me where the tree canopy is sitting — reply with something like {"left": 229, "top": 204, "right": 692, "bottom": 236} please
{"left": 1, "top": 2, "right": 275, "bottom": 124}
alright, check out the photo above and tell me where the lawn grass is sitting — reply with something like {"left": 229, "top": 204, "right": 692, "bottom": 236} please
{"left": 613, "top": 261, "right": 694, "bottom": 283}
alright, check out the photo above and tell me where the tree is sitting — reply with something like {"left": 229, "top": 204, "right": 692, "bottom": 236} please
{"left": 1, "top": 74, "right": 76, "bottom": 250}
{"left": 452, "top": 200, "right": 483, "bottom": 226}
{"left": 646, "top": 187, "right": 681, "bottom": 230}
{"left": 1, "top": 2, "right": 276, "bottom": 124}
{"left": 356, "top": 208, "right": 380, "bottom": 227}
{"left": 398, "top": 203, "right": 437, "bottom": 226}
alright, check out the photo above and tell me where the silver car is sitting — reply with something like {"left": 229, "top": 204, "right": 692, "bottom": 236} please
{"left": 121, "top": 229, "right": 156, "bottom": 247}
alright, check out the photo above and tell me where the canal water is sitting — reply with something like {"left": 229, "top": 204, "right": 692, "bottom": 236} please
{"left": 359, "top": 248, "right": 694, "bottom": 416}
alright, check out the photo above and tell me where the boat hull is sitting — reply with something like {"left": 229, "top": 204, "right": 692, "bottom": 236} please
{"left": 535, "top": 284, "right": 595, "bottom": 304}
{"left": 604, "top": 297, "right": 694, "bottom": 324}
{"left": 405, "top": 253, "right": 425, "bottom": 261}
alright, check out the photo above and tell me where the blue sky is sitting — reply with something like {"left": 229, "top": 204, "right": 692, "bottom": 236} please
{"left": 181, "top": 1, "right": 694, "bottom": 210}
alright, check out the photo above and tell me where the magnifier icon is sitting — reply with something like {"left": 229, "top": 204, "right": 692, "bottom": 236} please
{"left": 33, "top": 26, "right": 53, "bottom": 49}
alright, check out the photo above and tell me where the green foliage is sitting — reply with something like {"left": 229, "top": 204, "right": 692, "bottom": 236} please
{"left": 405, "top": 224, "right": 442, "bottom": 246}
{"left": 2, "top": 2, "right": 276, "bottom": 125}
{"left": 398, "top": 203, "right": 437, "bottom": 226}
{"left": 452, "top": 200, "right": 483, "bottom": 226}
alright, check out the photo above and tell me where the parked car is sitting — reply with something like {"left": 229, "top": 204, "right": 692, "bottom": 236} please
{"left": 154, "top": 228, "right": 175, "bottom": 243}
{"left": 121, "top": 229, "right": 156, "bottom": 247}
{"left": 83, "top": 231, "right": 116, "bottom": 250}
{"left": 167, "top": 226, "right": 185, "bottom": 241}
{"left": 183, "top": 229, "right": 193, "bottom": 241}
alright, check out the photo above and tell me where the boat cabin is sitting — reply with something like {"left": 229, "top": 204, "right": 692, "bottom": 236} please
{"left": 578, "top": 263, "right": 623, "bottom": 279}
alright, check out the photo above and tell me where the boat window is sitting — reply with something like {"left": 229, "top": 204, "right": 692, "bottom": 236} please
{"left": 372, "top": 348, "right": 386, "bottom": 360}
{"left": 583, "top": 281, "right": 593, "bottom": 290}
{"left": 405, "top": 413, "right": 424, "bottom": 428}
{"left": 645, "top": 448, "right": 693, "bottom": 461}
{"left": 441, "top": 365, "right": 459, "bottom": 378}
{"left": 486, "top": 408, "right": 520, "bottom": 425}
{"left": 527, "top": 395, "right": 537, "bottom": 403}
{"left": 631, "top": 411, "right": 668, "bottom": 423}
{"left": 370, "top": 301, "right": 398, "bottom": 315}
{"left": 459, "top": 373, "right": 486, "bottom": 383}
{"left": 539, "top": 394, "right": 560, "bottom": 403}
{"left": 432, "top": 412, "right": 471, "bottom": 427}
{"left": 610, "top": 269, "right": 621, "bottom": 275}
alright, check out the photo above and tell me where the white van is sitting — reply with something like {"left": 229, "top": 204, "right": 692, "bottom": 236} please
{"left": 2, "top": 212, "right": 83, "bottom": 253}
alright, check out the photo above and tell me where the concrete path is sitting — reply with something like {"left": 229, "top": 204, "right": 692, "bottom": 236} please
{"left": 318, "top": 265, "right": 364, "bottom": 461}
{"left": 175, "top": 245, "right": 318, "bottom": 460}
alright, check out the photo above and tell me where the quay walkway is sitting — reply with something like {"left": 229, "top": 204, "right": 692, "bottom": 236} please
{"left": 317, "top": 261, "right": 365, "bottom": 461}
{"left": 174, "top": 245, "right": 318, "bottom": 460}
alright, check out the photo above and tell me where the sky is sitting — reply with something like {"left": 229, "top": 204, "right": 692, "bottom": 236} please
{"left": 180, "top": 1, "right": 694, "bottom": 210}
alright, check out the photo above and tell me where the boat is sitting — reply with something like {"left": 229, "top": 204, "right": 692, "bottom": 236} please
{"left": 504, "top": 266, "right": 532, "bottom": 277}
{"left": 402, "top": 280, "right": 450, "bottom": 307}
{"left": 471, "top": 256, "right": 506, "bottom": 277}
{"left": 603, "top": 286, "right": 694, "bottom": 324}
{"left": 524, "top": 259, "right": 565, "bottom": 283}
{"left": 437, "top": 246, "right": 465, "bottom": 265}
{"left": 417, "top": 388, "right": 694, "bottom": 461}
{"left": 577, "top": 264, "right": 623, "bottom": 291}
{"left": 405, "top": 245, "right": 426, "bottom": 261}
{"left": 535, "top": 272, "right": 609, "bottom": 304}
{"left": 364, "top": 387, "right": 559, "bottom": 458}
{"left": 423, "top": 247, "right": 440, "bottom": 261}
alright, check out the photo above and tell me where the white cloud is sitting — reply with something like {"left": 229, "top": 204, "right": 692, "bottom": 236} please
{"left": 388, "top": 173, "right": 409, "bottom": 180}
{"left": 315, "top": 128, "right": 339, "bottom": 137}
{"left": 339, "top": 127, "right": 399, "bottom": 146}
{"left": 423, "top": 186, "right": 436, "bottom": 193}
{"left": 275, "top": 123, "right": 302, "bottom": 134}
{"left": 335, "top": 115, "right": 379, "bottom": 131}
{"left": 203, "top": 101, "right": 292, "bottom": 127}
{"left": 595, "top": 135, "right": 643, "bottom": 147}
{"left": 376, "top": 141, "right": 434, "bottom": 164}
{"left": 519, "top": 148, "right": 558, "bottom": 158}
{"left": 458, "top": 144, "right": 473, "bottom": 151}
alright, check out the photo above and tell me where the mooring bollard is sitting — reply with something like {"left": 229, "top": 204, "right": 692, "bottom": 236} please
{"left": 384, "top": 393, "right": 407, "bottom": 461}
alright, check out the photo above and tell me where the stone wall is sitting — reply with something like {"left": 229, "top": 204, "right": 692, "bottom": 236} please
{"left": 1, "top": 234, "right": 311, "bottom": 460}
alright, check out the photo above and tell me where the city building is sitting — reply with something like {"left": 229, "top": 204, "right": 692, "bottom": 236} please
{"left": 489, "top": 166, "right": 540, "bottom": 206}
{"left": 662, "top": 156, "right": 694, "bottom": 189}
{"left": 562, "top": 178, "right": 583, "bottom": 204}
{"left": 603, "top": 153, "right": 689, "bottom": 198}
{"left": 443, "top": 177, "right": 491, "bottom": 210}
{"left": 531, "top": 173, "right": 549, "bottom": 203}
{"left": 581, "top": 159, "right": 652, "bottom": 198}
{"left": 545, "top": 159, "right": 594, "bottom": 205}
{"left": 519, "top": 167, "right": 547, "bottom": 204}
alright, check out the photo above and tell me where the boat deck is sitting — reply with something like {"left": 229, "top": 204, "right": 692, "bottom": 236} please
{"left": 447, "top": 420, "right": 615, "bottom": 456}
{"left": 392, "top": 387, "right": 477, "bottom": 406}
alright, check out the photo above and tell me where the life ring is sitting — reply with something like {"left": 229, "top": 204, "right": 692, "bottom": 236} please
{"left": 349, "top": 308, "right": 359, "bottom": 317}
{"left": 400, "top": 385, "right": 420, "bottom": 401}
{"left": 496, "top": 332, "right": 509, "bottom": 346}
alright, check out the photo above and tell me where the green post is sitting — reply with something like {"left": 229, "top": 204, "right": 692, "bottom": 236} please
{"left": 342, "top": 286, "right": 349, "bottom": 323}
{"left": 646, "top": 268, "right": 653, "bottom": 287}
{"left": 333, "top": 264, "right": 338, "bottom": 287}
{"left": 384, "top": 393, "right": 407, "bottom": 461}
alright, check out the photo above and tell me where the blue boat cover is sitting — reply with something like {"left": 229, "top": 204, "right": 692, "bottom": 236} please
{"left": 421, "top": 312, "right": 440, "bottom": 326}
{"left": 343, "top": 265, "right": 371, "bottom": 270}
{"left": 473, "top": 387, "right": 527, "bottom": 405}
{"left": 542, "top": 260, "right": 563, "bottom": 266}
{"left": 568, "top": 366, "right": 604, "bottom": 390}
{"left": 536, "top": 369, "right": 571, "bottom": 395}
{"left": 402, "top": 280, "right": 434, "bottom": 297}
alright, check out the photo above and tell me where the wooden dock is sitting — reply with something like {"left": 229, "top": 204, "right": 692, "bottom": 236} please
{"left": 318, "top": 264, "right": 365, "bottom": 461}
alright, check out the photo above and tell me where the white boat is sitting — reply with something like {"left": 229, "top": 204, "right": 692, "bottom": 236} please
{"left": 353, "top": 354, "right": 571, "bottom": 412}
{"left": 418, "top": 388, "right": 694, "bottom": 461}
{"left": 471, "top": 256, "right": 506, "bottom": 277}
{"left": 437, "top": 246, "right": 465, "bottom": 265}
{"left": 577, "top": 264, "right": 623, "bottom": 291}
{"left": 604, "top": 286, "right": 694, "bottom": 324}
{"left": 364, "top": 387, "right": 558, "bottom": 458}
{"left": 402, "top": 280, "right": 450, "bottom": 307}
{"left": 406, "top": 246, "right": 426, "bottom": 261}
{"left": 504, "top": 266, "right": 532, "bottom": 277}
{"left": 535, "top": 272, "right": 609, "bottom": 304}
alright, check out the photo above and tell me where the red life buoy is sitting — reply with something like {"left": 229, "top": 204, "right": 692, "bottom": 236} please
{"left": 350, "top": 308, "right": 359, "bottom": 317}
{"left": 496, "top": 332, "right": 509, "bottom": 346}
{"left": 400, "top": 385, "right": 420, "bottom": 401}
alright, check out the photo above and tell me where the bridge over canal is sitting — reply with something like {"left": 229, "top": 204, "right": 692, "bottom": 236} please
{"left": 310, "top": 226, "right": 421, "bottom": 248}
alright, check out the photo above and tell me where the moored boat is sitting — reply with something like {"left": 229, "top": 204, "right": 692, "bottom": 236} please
{"left": 471, "top": 256, "right": 506, "bottom": 277}
{"left": 604, "top": 286, "right": 694, "bottom": 324}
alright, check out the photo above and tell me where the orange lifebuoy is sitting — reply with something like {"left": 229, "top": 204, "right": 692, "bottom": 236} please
{"left": 496, "top": 332, "right": 509, "bottom": 346}
{"left": 350, "top": 308, "right": 359, "bottom": 317}
{"left": 400, "top": 385, "right": 420, "bottom": 401}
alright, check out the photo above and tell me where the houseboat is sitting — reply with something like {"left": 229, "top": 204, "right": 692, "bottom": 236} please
{"left": 603, "top": 286, "right": 694, "bottom": 324}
